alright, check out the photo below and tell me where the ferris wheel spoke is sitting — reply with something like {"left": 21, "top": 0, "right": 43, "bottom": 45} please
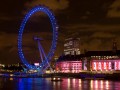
{"left": 37, "top": 41, "right": 44, "bottom": 62}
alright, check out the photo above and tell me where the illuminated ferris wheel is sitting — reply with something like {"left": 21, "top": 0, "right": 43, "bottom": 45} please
{"left": 18, "top": 6, "right": 58, "bottom": 72}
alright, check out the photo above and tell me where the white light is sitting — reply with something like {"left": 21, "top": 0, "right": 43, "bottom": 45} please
{"left": 98, "top": 62, "right": 101, "bottom": 70}
{"left": 10, "top": 74, "right": 13, "bottom": 77}
{"left": 34, "top": 63, "right": 39, "bottom": 66}
{"left": 108, "top": 62, "right": 111, "bottom": 70}
{"left": 106, "top": 81, "right": 109, "bottom": 89}
{"left": 95, "top": 80, "right": 98, "bottom": 88}
{"left": 94, "top": 62, "right": 96, "bottom": 70}
{"left": 104, "top": 62, "right": 106, "bottom": 70}
{"left": 100, "top": 80, "right": 103, "bottom": 88}
{"left": 119, "top": 62, "right": 120, "bottom": 70}
{"left": 115, "top": 62, "right": 117, "bottom": 70}
{"left": 90, "top": 80, "right": 93, "bottom": 88}
{"left": 68, "top": 79, "right": 70, "bottom": 88}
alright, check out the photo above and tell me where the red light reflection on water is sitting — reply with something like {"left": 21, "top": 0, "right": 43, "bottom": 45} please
{"left": 52, "top": 78, "right": 120, "bottom": 90}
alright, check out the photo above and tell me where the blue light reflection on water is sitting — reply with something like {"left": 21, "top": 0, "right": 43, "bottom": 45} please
{"left": 0, "top": 78, "right": 120, "bottom": 90}
{"left": 18, "top": 78, "right": 33, "bottom": 90}
{"left": 17, "top": 78, "right": 53, "bottom": 90}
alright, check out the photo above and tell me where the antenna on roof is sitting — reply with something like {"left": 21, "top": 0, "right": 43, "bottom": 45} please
{"left": 112, "top": 39, "right": 117, "bottom": 52}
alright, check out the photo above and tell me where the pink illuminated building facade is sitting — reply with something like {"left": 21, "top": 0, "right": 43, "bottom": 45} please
{"left": 55, "top": 55, "right": 84, "bottom": 73}
{"left": 55, "top": 50, "right": 120, "bottom": 73}
{"left": 91, "top": 60, "right": 120, "bottom": 71}
{"left": 56, "top": 61, "right": 82, "bottom": 73}
{"left": 85, "top": 50, "right": 120, "bottom": 71}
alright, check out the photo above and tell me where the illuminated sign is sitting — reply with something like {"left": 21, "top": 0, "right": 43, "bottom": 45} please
{"left": 34, "top": 63, "right": 39, "bottom": 66}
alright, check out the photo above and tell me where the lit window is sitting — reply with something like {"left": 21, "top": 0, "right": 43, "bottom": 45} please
{"left": 93, "top": 62, "right": 96, "bottom": 70}
{"left": 115, "top": 62, "right": 117, "bottom": 70}
{"left": 119, "top": 62, "right": 120, "bottom": 70}
{"left": 104, "top": 62, "right": 106, "bottom": 70}
{"left": 98, "top": 62, "right": 101, "bottom": 70}
{"left": 108, "top": 62, "right": 111, "bottom": 70}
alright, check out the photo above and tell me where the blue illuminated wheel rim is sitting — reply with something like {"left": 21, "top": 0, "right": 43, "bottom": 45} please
{"left": 18, "top": 6, "right": 58, "bottom": 69}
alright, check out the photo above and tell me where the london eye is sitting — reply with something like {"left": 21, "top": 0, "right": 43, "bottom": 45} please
{"left": 18, "top": 6, "right": 58, "bottom": 73}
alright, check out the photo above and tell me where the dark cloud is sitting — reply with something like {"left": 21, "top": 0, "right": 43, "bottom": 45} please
{"left": 91, "top": 32, "right": 115, "bottom": 38}
{"left": 63, "top": 24, "right": 120, "bottom": 32}
{"left": 0, "top": 32, "right": 17, "bottom": 49}
{"left": 0, "top": 16, "right": 14, "bottom": 21}
{"left": 107, "top": 0, "right": 120, "bottom": 18}
{"left": 1, "top": 0, "right": 120, "bottom": 64}
{"left": 24, "top": 0, "right": 69, "bottom": 11}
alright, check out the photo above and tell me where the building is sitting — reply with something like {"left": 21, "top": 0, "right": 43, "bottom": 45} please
{"left": 55, "top": 55, "right": 83, "bottom": 73}
{"left": 85, "top": 50, "right": 120, "bottom": 71}
{"left": 64, "top": 38, "right": 80, "bottom": 55}
{"left": 55, "top": 51, "right": 120, "bottom": 73}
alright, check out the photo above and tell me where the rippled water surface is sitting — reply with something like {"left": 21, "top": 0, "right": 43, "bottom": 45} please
{"left": 0, "top": 78, "right": 120, "bottom": 90}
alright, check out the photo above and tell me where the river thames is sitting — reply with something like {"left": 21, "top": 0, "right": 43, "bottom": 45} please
{"left": 0, "top": 78, "right": 120, "bottom": 90}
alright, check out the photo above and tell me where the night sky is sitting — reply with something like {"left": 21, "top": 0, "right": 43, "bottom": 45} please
{"left": 0, "top": 0, "right": 120, "bottom": 64}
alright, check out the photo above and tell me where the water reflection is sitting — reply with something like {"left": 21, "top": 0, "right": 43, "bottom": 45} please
{"left": 95, "top": 80, "right": 98, "bottom": 89}
{"left": 106, "top": 80, "right": 109, "bottom": 89}
{"left": 0, "top": 78, "right": 120, "bottom": 90}
{"left": 10, "top": 78, "right": 13, "bottom": 81}
{"left": 100, "top": 80, "right": 103, "bottom": 89}
{"left": 18, "top": 78, "right": 33, "bottom": 90}
{"left": 90, "top": 80, "right": 93, "bottom": 89}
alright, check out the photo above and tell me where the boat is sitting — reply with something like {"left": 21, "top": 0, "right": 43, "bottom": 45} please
{"left": 51, "top": 77, "right": 63, "bottom": 81}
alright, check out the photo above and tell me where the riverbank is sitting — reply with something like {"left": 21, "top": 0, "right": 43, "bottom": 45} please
{"left": 51, "top": 72, "right": 120, "bottom": 80}
{"left": 1, "top": 71, "right": 120, "bottom": 80}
